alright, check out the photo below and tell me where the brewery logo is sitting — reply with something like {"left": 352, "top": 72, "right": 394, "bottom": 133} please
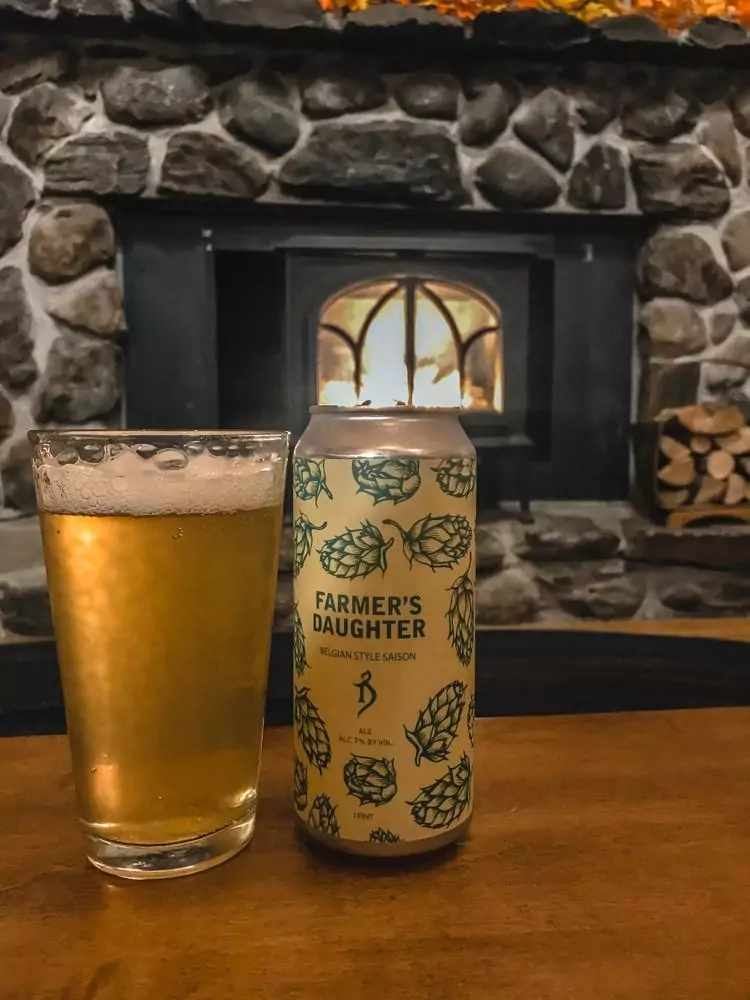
{"left": 354, "top": 669, "right": 377, "bottom": 717}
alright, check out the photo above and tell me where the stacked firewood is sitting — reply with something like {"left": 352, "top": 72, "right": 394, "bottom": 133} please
{"left": 656, "top": 404, "right": 750, "bottom": 511}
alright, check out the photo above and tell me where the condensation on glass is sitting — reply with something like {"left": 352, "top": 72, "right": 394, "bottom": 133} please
{"left": 316, "top": 276, "right": 504, "bottom": 412}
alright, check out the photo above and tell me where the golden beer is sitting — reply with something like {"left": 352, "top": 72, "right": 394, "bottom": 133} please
{"left": 31, "top": 432, "right": 288, "bottom": 878}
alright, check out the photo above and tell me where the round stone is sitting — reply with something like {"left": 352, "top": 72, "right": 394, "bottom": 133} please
{"left": 639, "top": 299, "right": 707, "bottom": 358}
{"left": 395, "top": 72, "right": 459, "bottom": 121}
{"left": 638, "top": 232, "right": 732, "bottom": 305}
{"left": 477, "top": 146, "right": 560, "bottom": 209}
{"left": 28, "top": 203, "right": 115, "bottom": 285}
{"left": 722, "top": 211, "right": 750, "bottom": 272}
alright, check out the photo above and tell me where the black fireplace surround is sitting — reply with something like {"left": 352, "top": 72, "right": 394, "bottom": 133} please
{"left": 118, "top": 203, "right": 641, "bottom": 502}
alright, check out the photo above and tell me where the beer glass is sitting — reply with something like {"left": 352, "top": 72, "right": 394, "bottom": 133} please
{"left": 29, "top": 430, "right": 289, "bottom": 879}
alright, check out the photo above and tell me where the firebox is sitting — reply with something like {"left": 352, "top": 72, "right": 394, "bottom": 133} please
{"left": 117, "top": 203, "right": 642, "bottom": 504}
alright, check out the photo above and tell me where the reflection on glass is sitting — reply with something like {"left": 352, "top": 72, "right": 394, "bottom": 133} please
{"left": 317, "top": 277, "right": 503, "bottom": 411}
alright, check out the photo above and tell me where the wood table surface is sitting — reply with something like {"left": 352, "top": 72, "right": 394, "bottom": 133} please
{"left": 4, "top": 711, "right": 750, "bottom": 1000}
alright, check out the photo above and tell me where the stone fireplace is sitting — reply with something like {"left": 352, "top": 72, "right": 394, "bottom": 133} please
{"left": 1, "top": 0, "right": 750, "bottom": 637}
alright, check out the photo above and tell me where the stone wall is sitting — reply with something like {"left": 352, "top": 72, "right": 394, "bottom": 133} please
{"left": 1, "top": 26, "right": 750, "bottom": 635}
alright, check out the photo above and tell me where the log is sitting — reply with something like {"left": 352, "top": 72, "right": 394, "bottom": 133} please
{"left": 658, "top": 488, "right": 690, "bottom": 510}
{"left": 706, "top": 450, "right": 735, "bottom": 480}
{"left": 659, "top": 435, "right": 692, "bottom": 461}
{"left": 746, "top": 482, "right": 750, "bottom": 502}
{"left": 675, "top": 403, "right": 744, "bottom": 436}
{"left": 690, "top": 435, "right": 712, "bottom": 455}
{"left": 716, "top": 426, "right": 750, "bottom": 455}
{"left": 657, "top": 457, "right": 695, "bottom": 487}
{"left": 693, "top": 476, "right": 727, "bottom": 506}
{"left": 724, "top": 473, "right": 747, "bottom": 506}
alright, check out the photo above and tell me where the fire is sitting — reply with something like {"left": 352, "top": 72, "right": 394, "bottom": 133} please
{"left": 317, "top": 278, "right": 504, "bottom": 411}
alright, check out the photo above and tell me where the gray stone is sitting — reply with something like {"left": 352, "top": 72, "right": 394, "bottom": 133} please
{"left": 7, "top": 85, "right": 93, "bottom": 167}
{"left": 29, "top": 203, "right": 115, "bottom": 285}
{"left": 639, "top": 361, "right": 701, "bottom": 419}
{"left": 0, "top": 580, "right": 52, "bottom": 638}
{"left": 0, "top": 161, "right": 34, "bottom": 258}
{"left": 660, "top": 575, "right": 750, "bottom": 616}
{"left": 712, "top": 311, "right": 737, "bottom": 345}
{"left": 626, "top": 524, "right": 750, "bottom": 570}
{"left": 159, "top": 132, "right": 268, "bottom": 199}
{"left": 102, "top": 66, "right": 211, "bottom": 127}
{"left": 568, "top": 144, "right": 627, "bottom": 211}
{"left": 693, "top": 68, "right": 731, "bottom": 106}
{"left": 47, "top": 270, "right": 124, "bottom": 338}
{"left": 569, "top": 68, "right": 621, "bottom": 134}
{"left": 699, "top": 108, "right": 741, "bottom": 186}
{"left": 476, "top": 568, "right": 541, "bottom": 626}
{"left": 630, "top": 143, "right": 730, "bottom": 220}
{"left": 0, "top": 0, "right": 56, "bottom": 13}
{"left": 35, "top": 335, "right": 119, "bottom": 423}
{"left": 513, "top": 88, "right": 573, "bottom": 172}
{"left": 477, "top": 146, "right": 560, "bottom": 210}
{"left": 218, "top": 76, "right": 300, "bottom": 156}
{"left": 595, "top": 13, "right": 670, "bottom": 42}
{"left": 621, "top": 82, "right": 693, "bottom": 141}
{"left": 521, "top": 515, "right": 620, "bottom": 562}
{"left": 476, "top": 524, "right": 505, "bottom": 574}
{"left": 0, "top": 45, "right": 70, "bottom": 94}
{"left": 689, "top": 17, "right": 748, "bottom": 47}
{"left": 44, "top": 132, "right": 149, "bottom": 197}
{"left": 0, "top": 519, "right": 43, "bottom": 574}
{"left": 1, "top": 439, "right": 36, "bottom": 514}
{"left": 639, "top": 299, "right": 707, "bottom": 358}
{"left": 704, "top": 330, "right": 750, "bottom": 389}
{"left": 301, "top": 59, "right": 387, "bottom": 119}
{"left": 0, "top": 268, "right": 36, "bottom": 391}
{"left": 730, "top": 84, "right": 750, "bottom": 138}
{"left": 395, "top": 72, "right": 459, "bottom": 121}
{"left": 58, "top": 0, "right": 130, "bottom": 14}
{"left": 0, "top": 390, "right": 13, "bottom": 445}
{"left": 596, "top": 559, "right": 627, "bottom": 578}
{"left": 722, "top": 211, "right": 750, "bottom": 272}
{"left": 734, "top": 276, "right": 750, "bottom": 324}
{"left": 638, "top": 232, "right": 732, "bottom": 305}
{"left": 136, "top": 0, "right": 181, "bottom": 16}
{"left": 704, "top": 360, "right": 749, "bottom": 391}
{"left": 560, "top": 578, "right": 645, "bottom": 620}
{"left": 185, "top": 0, "right": 325, "bottom": 28}
{"left": 279, "top": 122, "right": 465, "bottom": 206}
{"left": 344, "top": 3, "right": 461, "bottom": 33}
{"left": 459, "top": 83, "right": 514, "bottom": 147}
{"left": 474, "top": 9, "right": 592, "bottom": 48}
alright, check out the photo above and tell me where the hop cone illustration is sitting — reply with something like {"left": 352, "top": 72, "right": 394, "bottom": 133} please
{"left": 307, "top": 794, "right": 340, "bottom": 837}
{"left": 293, "top": 458, "right": 333, "bottom": 506}
{"left": 295, "top": 687, "right": 332, "bottom": 773}
{"left": 447, "top": 566, "right": 475, "bottom": 667}
{"left": 294, "top": 513, "right": 327, "bottom": 574}
{"left": 369, "top": 828, "right": 401, "bottom": 844}
{"left": 343, "top": 755, "right": 398, "bottom": 807}
{"left": 294, "top": 755, "right": 308, "bottom": 812}
{"left": 319, "top": 521, "right": 393, "bottom": 580}
{"left": 292, "top": 604, "right": 308, "bottom": 677}
{"left": 352, "top": 458, "right": 421, "bottom": 506}
{"left": 384, "top": 514, "right": 472, "bottom": 571}
{"left": 467, "top": 694, "right": 476, "bottom": 748}
{"left": 408, "top": 753, "right": 473, "bottom": 830}
{"left": 433, "top": 458, "right": 477, "bottom": 499}
{"left": 404, "top": 681, "right": 467, "bottom": 766}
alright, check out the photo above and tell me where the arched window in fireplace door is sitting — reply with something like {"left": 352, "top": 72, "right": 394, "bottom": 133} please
{"left": 316, "top": 276, "right": 504, "bottom": 412}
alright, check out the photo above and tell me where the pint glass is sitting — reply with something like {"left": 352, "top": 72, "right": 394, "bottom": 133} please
{"left": 29, "top": 430, "right": 289, "bottom": 879}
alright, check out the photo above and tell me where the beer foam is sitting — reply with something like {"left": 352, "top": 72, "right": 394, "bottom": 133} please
{"left": 36, "top": 450, "right": 286, "bottom": 516}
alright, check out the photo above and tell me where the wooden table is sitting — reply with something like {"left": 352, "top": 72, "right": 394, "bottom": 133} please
{"left": 4, "top": 711, "right": 750, "bottom": 999}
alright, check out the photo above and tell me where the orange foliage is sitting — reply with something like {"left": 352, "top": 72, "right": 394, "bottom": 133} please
{"left": 317, "top": 0, "right": 741, "bottom": 26}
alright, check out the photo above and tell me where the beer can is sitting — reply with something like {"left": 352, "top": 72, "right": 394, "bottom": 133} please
{"left": 292, "top": 407, "right": 476, "bottom": 857}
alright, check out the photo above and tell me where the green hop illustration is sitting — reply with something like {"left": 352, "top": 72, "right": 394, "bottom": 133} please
{"left": 294, "top": 755, "right": 308, "bottom": 812}
{"left": 467, "top": 694, "right": 476, "bottom": 748}
{"left": 295, "top": 687, "right": 332, "bottom": 774}
{"left": 433, "top": 458, "right": 477, "bottom": 499}
{"left": 294, "top": 513, "right": 327, "bottom": 575}
{"left": 343, "top": 755, "right": 398, "bottom": 807}
{"left": 307, "top": 794, "right": 340, "bottom": 837}
{"left": 447, "top": 565, "right": 475, "bottom": 667}
{"left": 384, "top": 514, "right": 472, "bottom": 571}
{"left": 369, "top": 829, "right": 401, "bottom": 844}
{"left": 404, "top": 681, "right": 467, "bottom": 766}
{"left": 352, "top": 458, "right": 421, "bottom": 506}
{"left": 408, "top": 752, "right": 473, "bottom": 830}
{"left": 292, "top": 604, "right": 308, "bottom": 677}
{"left": 293, "top": 458, "right": 333, "bottom": 506}
{"left": 319, "top": 521, "right": 393, "bottom": 580}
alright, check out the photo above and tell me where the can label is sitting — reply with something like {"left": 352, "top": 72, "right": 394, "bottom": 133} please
{"left": 292, "top": 455, "right": 476, "bottom": 846}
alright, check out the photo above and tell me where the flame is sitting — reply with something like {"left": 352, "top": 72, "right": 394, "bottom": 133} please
{"left": 317, "top": 279, "right": 504, "bottom": 412}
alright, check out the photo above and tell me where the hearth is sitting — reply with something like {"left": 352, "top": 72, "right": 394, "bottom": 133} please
{"left": 117, "top": 204, "right": 639, "bottom": 504}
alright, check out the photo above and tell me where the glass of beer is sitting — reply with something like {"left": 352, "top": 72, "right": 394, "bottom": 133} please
{"left": 29, "top": 430, "right": 289, "bottom": 879}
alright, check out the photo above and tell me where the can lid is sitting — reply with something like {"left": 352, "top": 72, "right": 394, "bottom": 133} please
{"left": 309, "top": 405, "right": 461, "bottom": 415}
